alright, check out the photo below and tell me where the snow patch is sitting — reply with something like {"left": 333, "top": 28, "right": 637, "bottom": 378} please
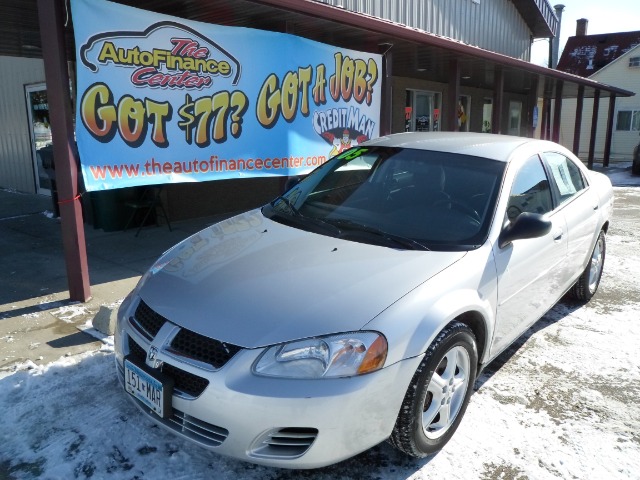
{"left": 51, "top": 304, "right": 92, "bottom": 323}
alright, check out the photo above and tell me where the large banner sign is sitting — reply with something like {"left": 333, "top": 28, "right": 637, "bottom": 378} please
{"left": 71, "top": 0, "right": 382, "bottom": 191}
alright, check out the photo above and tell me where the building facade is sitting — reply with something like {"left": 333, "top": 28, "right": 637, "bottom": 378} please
{"left": 316, "top": 0, "right": 554, "bottom": 61}
{"left": 560, "top": 45, "right": 640, "bottom": 161}
{"left": 6, "top": 0, "right": 632, "bottom": 300}
{"left": 557, "top": 25, "right": 640, "bottom": 162}
{"left": 0, "top": 0, "right": 559, "bottom": 200}
{"left": 0, "top": 0, "right": 630, "bottom": 229}
{"left": 0, "top": 56, "right": 47, "bottom": 194}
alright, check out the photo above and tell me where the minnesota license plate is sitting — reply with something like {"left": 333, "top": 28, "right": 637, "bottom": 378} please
{"left": 124, "top": 357, "right": 173, "bottom": 419}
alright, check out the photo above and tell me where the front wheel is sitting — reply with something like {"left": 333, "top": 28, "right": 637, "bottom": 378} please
{"left": 571, "top": 230, "right": 606, "bottom": 302}
{"left": 389, "top": 321, "right": 477, "bottom": 457}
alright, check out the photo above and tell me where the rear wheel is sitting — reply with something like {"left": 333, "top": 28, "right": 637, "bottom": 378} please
{"left": 571, "top": 230, "right": 606, "bottom": 302}
{"left": 389, "top": 321, "right": 477, "bottom": 457}
{"left": 632, "top": 145, "right": 640, "bottom": 175}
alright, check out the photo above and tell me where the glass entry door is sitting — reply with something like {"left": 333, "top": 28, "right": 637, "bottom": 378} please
{"left": 482, "top": 98, "right": 493, "bottom": 133}
{"left": 508, "top": 101, "right": 522, "bottom": 136}
{"left": 458, "top": 95, "right": 470, "bottom": 132}
{"left": 25, "top": 83, "right": 52, "bottom": 195}
{"left": 406, "top": 90, "right": 441, "bottom": 132}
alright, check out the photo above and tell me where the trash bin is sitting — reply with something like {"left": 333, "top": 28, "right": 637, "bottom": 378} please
{"left": 89, "top": 187, "right": 141, "bottom": 232}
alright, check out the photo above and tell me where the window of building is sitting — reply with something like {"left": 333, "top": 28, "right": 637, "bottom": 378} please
{"left": 482, "top": 98, "right": 492, "bottom": 133}
{"left": 405, "top": 90, "right": 442, "bottom": 133}
{"left": 629, "top": 56, "right": 640, "bottom": 68}
{"left": 616, "top": 109, "right": 640, "bottom": 131}
{"left": 458, "top": 95, "right": 470, "bottom": 132}
{"left": 508, "top": 101, "right": 522, "bottom": 136}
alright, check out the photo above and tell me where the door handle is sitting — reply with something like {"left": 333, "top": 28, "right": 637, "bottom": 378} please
{"left": 552, "top": 228, "right": 563, "bottom": 241}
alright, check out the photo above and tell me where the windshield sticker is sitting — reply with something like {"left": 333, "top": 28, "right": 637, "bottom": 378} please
{"left": 336, "top": 147, "right": 370, "bottom": 161}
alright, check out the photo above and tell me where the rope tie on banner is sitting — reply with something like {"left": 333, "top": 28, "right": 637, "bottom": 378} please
{"left": 57, "top": 193, "right": 83, "bottom": 205}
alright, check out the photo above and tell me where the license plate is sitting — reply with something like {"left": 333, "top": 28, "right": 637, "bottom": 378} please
{"left": 124, "top": 357, "right": 173, "bottom": 419}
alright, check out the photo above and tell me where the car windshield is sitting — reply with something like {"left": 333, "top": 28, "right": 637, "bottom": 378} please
{"left": 263, "top": 146, "right": 505, "bottom": 251}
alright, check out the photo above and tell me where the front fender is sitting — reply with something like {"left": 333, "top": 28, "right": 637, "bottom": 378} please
{"left": 364, "top": 244, "right": 498, "bottom": 367}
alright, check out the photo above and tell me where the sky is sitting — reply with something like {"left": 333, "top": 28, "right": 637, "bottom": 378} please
{"left": 531, "top": 0, "right": 640, "bottom": 66}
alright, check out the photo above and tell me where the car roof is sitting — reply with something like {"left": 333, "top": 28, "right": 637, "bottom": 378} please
{"left": 363, "top": 132, "right": 545, "bottom": 163}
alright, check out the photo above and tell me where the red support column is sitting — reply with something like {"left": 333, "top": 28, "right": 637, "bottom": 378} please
{"left": 540, "top": 97, "right": 549, "bottom": 140}
{"left": 446, "top": 58, "right": 460, "bottom": 132}
{"left": 588, "top": 89, "right": 601, "bottom": 170}
{"left": 37, "top": 0, "right": 91, "bottom": 301}
{"left": 603, "top": 94, "right": 616, "bottom": 167}
{"left": 492, "top": 66, "right": 504, "bottom": 134}
{"left": 379, "top": 43, "right": 393, "bottom": 136}
{"left": 527, "top": 76, "right": 539, "bottom": 138}
{"left": 552, "top": 80, "right": 563, "bottom": 143}
{"left": 573, "top": 85, "right": 585, "bottom": 156}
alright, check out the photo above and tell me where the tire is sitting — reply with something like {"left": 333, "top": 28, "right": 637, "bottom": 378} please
{"left": 571, "top": 230, "right": 606, "bottom": 302}
{"left": 632, "top": 145, "right": 640, "bottom": 175}
{"left": 389, "top": 321, "right": 477, "bottom": 457}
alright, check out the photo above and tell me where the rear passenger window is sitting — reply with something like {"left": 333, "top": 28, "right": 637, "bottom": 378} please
{"left": 507, "top": 155, "right": 553, "bottom": 220}
{"left": 543, "top": 152, "right": 586, "bottom": 205}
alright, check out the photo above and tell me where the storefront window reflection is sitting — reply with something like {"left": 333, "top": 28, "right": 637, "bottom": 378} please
{"left": 26, "top": 83, "right": 53, "bottom": 195}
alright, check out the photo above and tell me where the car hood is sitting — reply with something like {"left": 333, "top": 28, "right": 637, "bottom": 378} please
{"left": 138, "top": 209, "right": 465, "bottom": 348}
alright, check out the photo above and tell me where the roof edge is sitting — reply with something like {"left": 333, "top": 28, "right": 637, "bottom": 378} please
{"left": 250, "top": 0, "right": 635, "bottom": 98}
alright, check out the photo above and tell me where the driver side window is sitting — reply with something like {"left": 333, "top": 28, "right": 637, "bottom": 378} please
{"left": 507, "top": 156, "right": 553, "bottom": 221}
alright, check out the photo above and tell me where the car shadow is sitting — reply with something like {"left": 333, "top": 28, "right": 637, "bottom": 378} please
{"left": 262, "top": 441, "right": 435, "bottom": 479}
{"left": 474, "top": 294, "right": 585, "bottom": 391}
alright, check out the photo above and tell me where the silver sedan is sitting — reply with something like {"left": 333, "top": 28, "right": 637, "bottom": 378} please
{"left": 115, "top": 132, "right": 613, "bottom": 468}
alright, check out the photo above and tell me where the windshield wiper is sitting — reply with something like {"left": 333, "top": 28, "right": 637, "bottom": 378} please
{"left": 266, "top": 199, "right": 341, "bottom": 236}
{"left": 272, "top": 196, "right": 301, "bottom": 216}
{"left": 325, "top": 219, "right": 430, "bottom": 251}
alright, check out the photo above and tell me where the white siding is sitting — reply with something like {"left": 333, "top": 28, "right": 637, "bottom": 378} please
{"left": 559, "top": 46, "right": 640, "bottom": 163}
{"left": 0, "top": 55, "right": 45, "bottom": 193}
{"left": 316, "top": 0, "right": 533, "bottom": 60}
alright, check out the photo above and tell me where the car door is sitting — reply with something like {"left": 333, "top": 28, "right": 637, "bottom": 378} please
{"left": 541, "top": 151, "right": 600, "bottom": 290}
{"left": 491, "top": 154, "right": 568, "bottom": 357}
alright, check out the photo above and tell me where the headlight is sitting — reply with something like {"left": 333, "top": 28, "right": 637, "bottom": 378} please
{"left": 253, "top": 332, "right": 387, "bottom": 379}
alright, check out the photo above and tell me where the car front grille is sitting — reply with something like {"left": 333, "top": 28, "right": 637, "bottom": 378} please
{"left": 131, "top": 300, "right": 241, "bottom": 370}
{"left": 169, "top": 328, "right": 241, "bottom": 369}
{"left": 162, "top": 363, "right": 210, "bottom": 398}
{"left": 168, "top": 409, "right": 229, "bottom": 447}
{"left": 127, "top": 337, "right": 209, "bottom": 398}
{"left": 127, "top": 336, "right": 147, "bottom": 362}
{"left": 131, "top": 300, "right": 166, "bottom": 340}
{"left": 251, "top": 427, "right": 319, "bottom": 458}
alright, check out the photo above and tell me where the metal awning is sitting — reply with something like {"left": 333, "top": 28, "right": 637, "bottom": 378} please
{"left": 2, "top": 0, "right": 633, "bottom": 100}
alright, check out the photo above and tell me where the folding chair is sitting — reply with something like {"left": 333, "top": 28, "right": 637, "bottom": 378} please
{"left": 123, "top": 185, "right": 172, "bottom": 236}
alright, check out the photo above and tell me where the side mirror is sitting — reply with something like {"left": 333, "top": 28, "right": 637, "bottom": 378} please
{"left": 498, "top": 212, "right": 552, "bottom": 249}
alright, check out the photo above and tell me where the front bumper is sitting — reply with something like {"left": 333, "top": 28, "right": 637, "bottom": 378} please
{"left": 114, "top": 295, "right": 422, "bottom": 469}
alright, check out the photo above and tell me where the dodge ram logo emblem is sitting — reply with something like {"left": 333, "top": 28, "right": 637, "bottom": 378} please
{"left": 147, "top": 346, "right": 163, "bottom": 369}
